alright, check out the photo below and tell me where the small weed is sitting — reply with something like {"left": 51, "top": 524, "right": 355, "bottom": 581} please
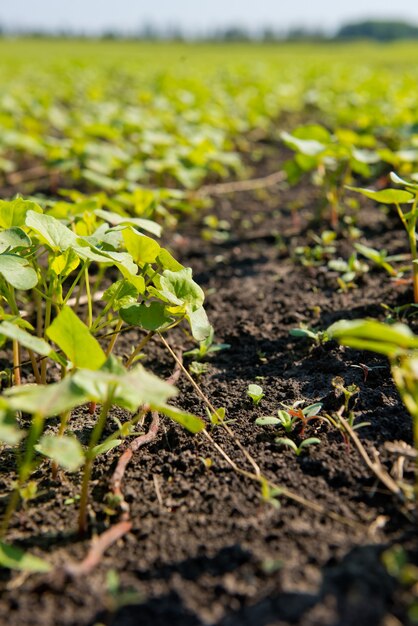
{"left": 247, "top": 384, "right": 264, "bottom": 405}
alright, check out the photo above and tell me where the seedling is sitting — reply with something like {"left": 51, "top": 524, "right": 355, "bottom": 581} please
{"left": 347, "top": 174, "right": 418, "bottom": 302}
{"left": 328, "top": 318, "right": 418, "bottom": 502}
{"left": 294, "top": 230, "right": 336, "bottom": 267}
{"left": 275, "top": 437, "right": 321, "bottom": 456}
{"left": 257, "top": 401, "right": 324, "bottom": 437}
{"left": 184, "top": 327, "right": 230, "bottom": 361}
{"left": 290, "top": 325, "right": 329, "bottom": 346}
{"left": 189, "top": 361, "right": 209, "bottom": 377}
{"left": 328, "top": 253, "right": 369, "bottom": 290}
{"left": 354, "top": 243, "right": 405, "bottom": 277}
{"left": 247, "top": 384, "right": 264, "bottom": 405}
{"left": 256, "top": 410, "right": 299, "bottom": 433}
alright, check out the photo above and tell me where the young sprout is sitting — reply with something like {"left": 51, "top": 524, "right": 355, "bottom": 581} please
{"left": 247, "top": 384, "right": 264, "bottom": 405}
{"left": 275, "top": 437, "right": 321, "bottom": 456}
{"left": 184, "top": 326, "right": 230, "bottom": 361}
{"left": 347, "top": 175, "right": 418, "bottom": 302}
{"left": 256, "top": 410, "right": 299, "bottom": 433}
{"left": 289, "top": 326, "right": 329, "bottom": 347}
{"left": 256, "top": 401, "right": 324, "bottom": 436}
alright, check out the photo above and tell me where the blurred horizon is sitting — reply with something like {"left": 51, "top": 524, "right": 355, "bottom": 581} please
{"left": 2, "top": 0, "right": 418, "bottom": 37}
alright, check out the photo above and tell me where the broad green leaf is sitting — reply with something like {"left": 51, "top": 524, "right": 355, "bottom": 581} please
{"left": 94, "top": 209, "right": 162, "bottom": 238}
{"left": 351, "top": 148, "right": 380, "bottom": 164}
{"left": 35, "top": 435, "right": 85, "bottom": 472}
{"left": 72, "top": 363, "right": 177, "bottom": 412}
{"left": 0, "top": 321, "right": 52, "bottom": 356}
{"left": 281, "top": 131, "right": 326, "bottom": 157}
{"left": 26, "top": 210, "right": 77, "bottom": 251}
{"left": 74, "top": 239, "right": 138, "bottom": 275}
{"left": 0, "top": 199, "right": 42, "bottom": 229}
{"left": 0, "top": 541, "right": 51, "bottom": 573}
{"left": 46, "top": 307, "right": 106, "bottom": 370}
{"left": 102, "top": 280, "right": 139, "bottom": 311}
{"left": 50, "top": 248, "right": 80, "bottom": 278}
{"left": 187, "top": 306, "right": 212, "bottom": 341}
{"left": 0, "top": 254, "right": 38, "bottom": 290}
{"left": 158, "top": 268, "right": 204, "bottom": 311}
{"left": 157, "top": 248, "right": 184, "bottom": 272}
{"left": 117, "top": 267, "right": 145, "bottom": 294}
{"left": 120, "top": 301, "right": 172, "bottom": 331}
{"left": 346, "top": 186, "right": 414, "bottom": 205}
{"left": 0, "top": 228, "right": 31, "bottom": 253}
{"left": 293, "top": 124, "right": 331, "bottom": 143}
{"left": 122, "top": 228, "right": 160, "bottom": 265}
{"left": 328, "top": 319, "right": 418, "bottom": 356}
{"left": 5, "top": 378, "right": 88, "bottom": 418}
{"left": 159, "top": 404, "right": 205, "bottom": 433}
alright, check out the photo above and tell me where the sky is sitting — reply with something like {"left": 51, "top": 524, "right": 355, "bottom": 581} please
{"left": 2, "top": 0, "right": 418, "bottom": 34}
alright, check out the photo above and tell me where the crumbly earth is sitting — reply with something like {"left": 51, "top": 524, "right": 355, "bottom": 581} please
{"left": 0, "top": 144, "right": 416, "bottom": 626}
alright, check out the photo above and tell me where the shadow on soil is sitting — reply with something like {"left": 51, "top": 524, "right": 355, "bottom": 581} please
{"left": 99, "top": 543, "right": 396, "bottom": 626}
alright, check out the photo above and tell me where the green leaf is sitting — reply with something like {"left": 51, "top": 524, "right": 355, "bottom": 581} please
{"left": 157, "top": 248, "right": 184, "bottom": 272}
{"left": 390, "top": 171, "right": 418, "bottom": 190}
{"left": 92, "top": 439, "right": 122, "bottom": 457}
{"left": 122, "top": 228, "right": 161, "bottom": 265}
{"left": 281, "top": 131, "right": 326, "bottom": 157}
{"left": 302, "top": 403, "right": 322, "bottom": 417}
{"left": 0, "top": 321, "right": 52, "bottom": 356}
{"left": 35, "top": 435, "right": 85, "bottom": 472}
{"left": 0, "top": 228, "right": 31, "bottom": 253}
{"left": 46, "top": 306, "right": 106, "bottom": 370}
{"left": 0, "top": 541, "right": 51, "bottom": 573}
{"left": 187, "top": 307, "right": 212, "bottom": 342}
{"left": 0, "top": 254, "right": 38, "bottom": 290}
{"left": 247, "top": 384, "right": 264, "bottom": 404}
{"left": 26, "top": 210, "right": 77, "bottom": 251}
{"left": 94, "top": 209, "right": 162, "bottom": 238}
{"left": 255, "top": 416, "right": 281, "bottom": 426}
{"left": 159, "top": 404, "right": 205, "bottom": 433}
{"left": 50, "top": 248, "right": 80, "bottom": 278}
{"left": 328, "top": 319, "right": 418, "bottom": 356}
{"left": 299, "top": 437, "right": 321, "bottom": 448}
{"left": 0, "top": 199, "right": 42, "bottom": 229}
{"left": 120, "top": 301, "right": 172, "bottom": 331}
{"left": 5, "top": 378, "right": 89, "bottom": 418}
{"left": 275, "top": 437, "right": 298, "bottom": 451}
{"left": 158, "top": 268, "right": 204, "bottom": 311}
{"left": 346, "top": 186, "right": 414, "bottom": 205}
{"left": 102, "top": 280, "right": 139, "bottom": 311}
{"left": 72, "top": 363, "right": 177, "bottom": 412}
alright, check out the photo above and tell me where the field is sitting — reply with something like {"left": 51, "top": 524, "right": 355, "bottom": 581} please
{"left": 0, "top": 39, "right": 417, "bottom": 625}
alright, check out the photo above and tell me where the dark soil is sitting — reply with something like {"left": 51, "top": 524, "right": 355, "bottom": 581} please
{"left": 0, "top": 144, "right": 417, "bottom": 626}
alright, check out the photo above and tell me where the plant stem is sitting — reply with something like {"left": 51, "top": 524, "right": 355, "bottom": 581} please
{"left": 63, "top": 262, "right": 86, "bottom": 306}
{"left": 125, "top": 331, "right": 155, "bottom": 368}
{"left": 28, "top": 349, "right": 42, "bottom": 384}
{"left": 41, "top": 280, "right": 53, "bottom": 384}
{"left": 12, "top": 340, "right": 21, "bottom": 386}
{"left": 84, "top": 266, "right": 92, "bottom": 328}
{"left": 1, "top": 411, "right": 45, "bottom": 536}
{"left": 78, "top": 393, "right": 114, "bottom": 534}
{"left": 106, "top": 319, "right": 123, "bottom": 356}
